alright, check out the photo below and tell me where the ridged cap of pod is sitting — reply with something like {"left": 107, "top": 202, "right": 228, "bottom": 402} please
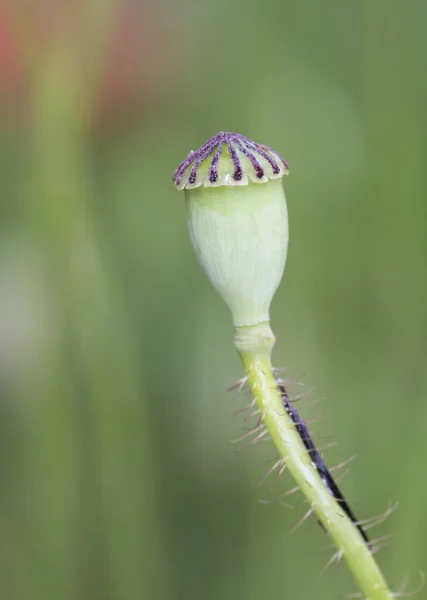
{"left": 173, "top": 131, "right": 288, "bottom": 190}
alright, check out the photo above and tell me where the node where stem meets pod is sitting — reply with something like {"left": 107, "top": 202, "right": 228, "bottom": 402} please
{"left": 173, "top": 132, "right": 289, "bottom": 327}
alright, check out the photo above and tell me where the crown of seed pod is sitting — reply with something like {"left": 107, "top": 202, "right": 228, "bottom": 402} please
{"left": 174, "top": 132, "right": 289, "bottom": 328}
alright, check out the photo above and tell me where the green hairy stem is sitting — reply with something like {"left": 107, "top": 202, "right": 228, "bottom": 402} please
{"left": 234, "top": 322, "right": 393, "bottom": 600}
{"left": 175, "top": 131, "right": 396, "bottom": 599}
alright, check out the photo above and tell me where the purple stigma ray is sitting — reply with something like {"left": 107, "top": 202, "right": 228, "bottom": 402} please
{"left": 226, "top": 140, "right": 243, "bottom": 181}
{"left": 209, "top": 142, "right": 223, "bottom": 183}
{"left": 173, "top": 132, "right": 288, "bottom": 187}
{"left": 258, "top": 142, "right": 289, "bottom": 171}
{"left": 174, "top": 140, "right": 216, "bottom": 185}
{"left": 233, "top": 137, "right": 265, "bottom": 179}
{"left": 173, "top": 136, "right": 217, "bottom": 183}
{"left": 188, "top": 143, "right": 217, "bottom": 185}
{"left": 174, "top": 156, "right": 194, "bottom": 185}
{"left": 243, "top": 139, "right": 280, "bottom": 175}
{"left": 174, "top": 149, "right": 199, "bottom": 182}
{"left": 244, "top": 135, "right": 289, "bottom": 172}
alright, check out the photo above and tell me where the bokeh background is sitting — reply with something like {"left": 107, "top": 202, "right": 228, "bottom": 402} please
{"left": 1, "top": 1, "right": 426, "bottom": 599}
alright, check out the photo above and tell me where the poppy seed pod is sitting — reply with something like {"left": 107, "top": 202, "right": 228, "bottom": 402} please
{"left": 173, "top": 132, "right": 289, "bottom": 327}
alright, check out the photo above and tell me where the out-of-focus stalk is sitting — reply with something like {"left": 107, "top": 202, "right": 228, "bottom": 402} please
{"left": 20, "top": 9, "right": 168, "bottom": 597}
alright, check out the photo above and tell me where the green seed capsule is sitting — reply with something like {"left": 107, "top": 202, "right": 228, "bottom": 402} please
{"left": 173, "top": 132, "right": 289, "bottom": 327}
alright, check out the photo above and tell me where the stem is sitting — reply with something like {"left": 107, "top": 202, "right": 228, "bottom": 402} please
{"left": 234, "top": 322, "right": 393, "bottom": 600}
{"left": 28, "top": 49, "right": 168, "bottom": 599}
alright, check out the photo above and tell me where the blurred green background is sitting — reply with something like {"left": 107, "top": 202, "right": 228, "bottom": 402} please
{"left": 0, "top": 1, "right": 426, "bottom": 598}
